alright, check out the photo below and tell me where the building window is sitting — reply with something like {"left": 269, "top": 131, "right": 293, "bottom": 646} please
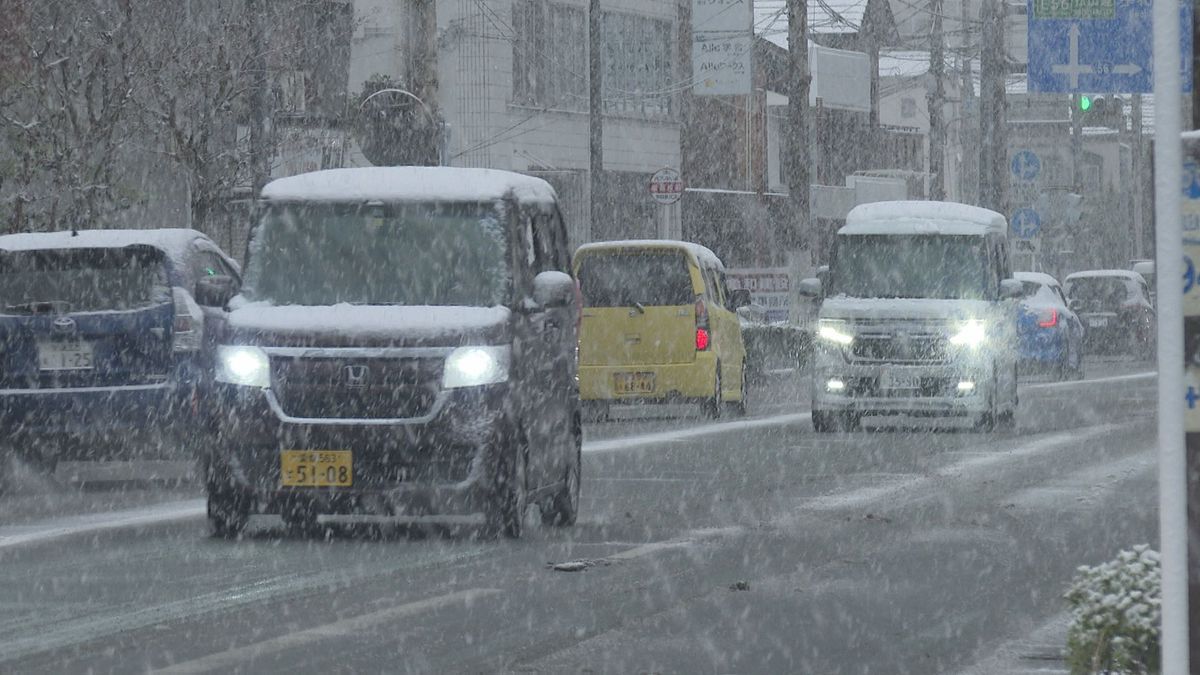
{"left": 901, "top": 97, "right": 917, "bottom": 118}
{"left": 512, "top": 2, "right": 674, "bottom": 119}
{"left": 601, "top": 11, "right": 673, "bottom": 117}
{"left": 513, "top": 0, "right": 587, "bottom": 111}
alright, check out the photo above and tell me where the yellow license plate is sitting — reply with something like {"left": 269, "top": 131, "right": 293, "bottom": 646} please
{"left": 614, "top": 372, "right": 655, "bottom": 395}
{"left": 280, "top": 450, "right": 353, "bottom": 487}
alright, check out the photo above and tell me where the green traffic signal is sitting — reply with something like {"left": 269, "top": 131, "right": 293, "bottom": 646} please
{"left": 1079, "top": 95, "right": 1092, "bottom": 111}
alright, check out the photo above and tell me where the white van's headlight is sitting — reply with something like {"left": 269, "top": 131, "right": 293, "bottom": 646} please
{"left": 216, "top": 345, "right": 271, "bottom": 388}
{"left": 817, "top": 319, "right": 854, "bottom": 346}
{"left": 949, "top": 319, "right": 988, "bottom": 348}
{"left": 443, "top": 346, "right": 510, "bottom": 389}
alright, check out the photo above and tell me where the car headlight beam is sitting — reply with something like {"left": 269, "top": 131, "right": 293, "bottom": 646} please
{"left": 443, "top": 346, "right": 510, "bottom": 389}
{"left": 216, "top": 345, "right": 271, "bottom": 388}
{"left": 949, "top": 320, "right": 987, "bottom": 348}
{"left": 817, "top": 319, "right": 854, "bottom": 346}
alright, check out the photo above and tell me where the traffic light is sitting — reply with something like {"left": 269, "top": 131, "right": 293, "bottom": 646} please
{"left": 1075, "top": 94, "right": 1125, "bottom": 130}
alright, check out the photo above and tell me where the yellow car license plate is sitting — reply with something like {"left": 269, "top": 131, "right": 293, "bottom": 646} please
{"left": 280, "top": 450, "right": 352, "bottom": 487}
{"left": 614, "top": 372, "right": 655, "bottom": 395}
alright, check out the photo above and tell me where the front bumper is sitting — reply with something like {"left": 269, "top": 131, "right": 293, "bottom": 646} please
{"left": 205, "top": 382, "right": 513, "bottom": 517}
{"left": 812, "top": 349, "right": 994, "bottom": 417}
{"left": 579, "top": 352, "right": 716, "bottom": 401}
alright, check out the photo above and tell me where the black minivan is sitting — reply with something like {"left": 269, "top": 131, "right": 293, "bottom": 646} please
{"left": 0, "top": 229, "right": 240, "bottom": 479}
{"left": 203, "top": 167, "right": 581, "bottom": 539}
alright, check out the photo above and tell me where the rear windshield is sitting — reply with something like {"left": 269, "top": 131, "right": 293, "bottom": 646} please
{"left": 1065, "top": 276, "right": 1140, "bottom": 310}
{"left": 0, "top": 247, "right": 170, "bottom": 314}
{"left": 576, "top": 251, "right": 694, "bottom": 307}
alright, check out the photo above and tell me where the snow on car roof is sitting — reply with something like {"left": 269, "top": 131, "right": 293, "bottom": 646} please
{"left": 261, "top": 167, "right": 558, "bottom": 205}
{"left": 1065, "top": 269, "right": 1144, "bottom": 282}
{"left": 574, "top": 239, "right": 725, "bottom": 270}
{"left": 0, "top": 228, "right": 209, "bottom": 272}
{"left": 840, "top": 201, "right": 1007, "bottom": 236}
{"left": 1014, "top": 271, "right": 1061, "bottom": 287}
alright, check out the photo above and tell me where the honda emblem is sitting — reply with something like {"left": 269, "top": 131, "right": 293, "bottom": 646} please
{"left": 343, "top": 364, "right": 369, "bottom": 388}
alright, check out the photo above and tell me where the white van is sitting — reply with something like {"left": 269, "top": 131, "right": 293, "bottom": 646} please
{"left": 800, "top": 201, "right": 1023, "bottom": 431}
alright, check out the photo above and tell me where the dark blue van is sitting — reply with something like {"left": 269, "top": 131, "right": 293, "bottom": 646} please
{"left": 0, "top": 229, "right": 240, "bottom": 482}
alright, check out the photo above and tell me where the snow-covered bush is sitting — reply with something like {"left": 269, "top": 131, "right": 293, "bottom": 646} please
{"left": 1064, "top": 545, "right": 1161, "bottom": 674}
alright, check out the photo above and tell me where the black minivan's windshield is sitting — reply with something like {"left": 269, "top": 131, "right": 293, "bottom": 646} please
{"left": 0, "top": 248, "right": 170, "bottom": 314}
{"left": 242, "top": 201, "right": 510, "bottom": 307}
{"left": 830, "top": 235, "right": 987, "bottom": 300}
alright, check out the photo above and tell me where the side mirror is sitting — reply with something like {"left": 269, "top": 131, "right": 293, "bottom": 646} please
{"left": 798, "top": 277, "right": 823, "bottom": 298}
{"left": 728, "top": 288, "right": 752, "bottom": 310}
{"left": 999, "top": 279, "right": 1023, "bottom": 300}
{"left": 195, "top": 275, "right": 238, "bottom": 308}
{"left": 1068, "top": 298, "right": 1084, "bottom": 313}
{"left": 531, "top": 270, "right": 575, "bottom": 310}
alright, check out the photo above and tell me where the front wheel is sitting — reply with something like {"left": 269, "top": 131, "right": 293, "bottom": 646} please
{"left": 207, "top": 486, "right": 249, "bottom": 539}
{"left": 484, "top": 443, "right": 527, "bottom": 539}
{"left": 541, "top": 425, "right": 581, "bottom": 527}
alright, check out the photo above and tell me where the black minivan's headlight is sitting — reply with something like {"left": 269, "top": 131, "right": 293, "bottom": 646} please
{"left": 216, "top": 345, "right": 271, "bottom": 388}
{"left": 443, "top": 346, "right": 510, "bottom": 389}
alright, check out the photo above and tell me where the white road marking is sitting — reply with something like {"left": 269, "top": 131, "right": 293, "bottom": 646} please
{"left": 0, "top": 499, "right": 206, "bottom": 550}
{"left": 801, "top": 425, "right": 1124, "bottom": 512}
{"left": 153, "top": 588, "right": 501, "bottom": 674}
{"left": 604, "top": 527, "right": 743, "bottom": 561}
{"left": 583, "top": 413, "right": 812, "bottom": 454}
{"left": 1026, "top": 371, "right": 1155, "bottom": 390}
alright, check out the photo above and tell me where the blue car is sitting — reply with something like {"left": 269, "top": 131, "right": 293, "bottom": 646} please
{"left": 1014, "top": 271, "right": 1084, "bottom": 380}
{"left": 0, "top": 229, "right": 240, "bottom": 480}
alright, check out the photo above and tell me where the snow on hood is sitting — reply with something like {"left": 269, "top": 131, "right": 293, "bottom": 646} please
{"left": 820, "top": 296, "right": 994, "bottom": 321}
{"left": 227, "top": 302, "right": 511, "bottom": 343}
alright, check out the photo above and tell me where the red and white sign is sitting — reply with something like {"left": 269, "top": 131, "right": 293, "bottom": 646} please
{"left": 648, "top": 168, "right": 684, "bottom": 205}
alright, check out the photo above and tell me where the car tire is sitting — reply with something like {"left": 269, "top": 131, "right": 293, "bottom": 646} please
{"left": 725, "top": 363, "right": 748, "bottom": 417}
{"left": 703, "top": 366, "right": 723, "bottom": 419}
{"left": 207, "top": 486, "right": 249, "bottom": 539}
{"left": 541, "top": 418, "right": 581, "bottom": 527}
{"left": 484, "top": 441, "right": 527, "bottom": 539}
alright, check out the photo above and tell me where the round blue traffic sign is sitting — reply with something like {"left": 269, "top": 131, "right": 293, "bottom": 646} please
{"left": 1011, "top": 208, "right": 1041, "bottom": 239}
{"left": 1185, "top": 161, "right": 1200, "bottom": 199}
{"left": 1011, "top": 150, "right": 1041, "bottom": 181}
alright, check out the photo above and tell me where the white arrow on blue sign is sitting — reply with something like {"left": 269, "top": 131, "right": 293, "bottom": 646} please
{"left": 1011, "top": 150, "right": 1041, "bottom": 181}
{"left": 1011, "top": 208, "right": 1042, "bottom": 239}
{"left": 1027, "top": 0, "right": 1193, "bottom": 94}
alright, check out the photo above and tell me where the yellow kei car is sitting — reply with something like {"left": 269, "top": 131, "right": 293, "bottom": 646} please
{"left": 574, "top": 240, "right": 748, "bottom": 418}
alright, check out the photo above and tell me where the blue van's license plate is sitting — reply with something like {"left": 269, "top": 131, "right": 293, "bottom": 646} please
{"left": 37, "top": 341, "right": 95, "bottom": 371}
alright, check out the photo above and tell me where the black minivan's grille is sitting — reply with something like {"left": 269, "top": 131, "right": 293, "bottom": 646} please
{"left": 271, "top": 357, "right": 444, "bottom": 420}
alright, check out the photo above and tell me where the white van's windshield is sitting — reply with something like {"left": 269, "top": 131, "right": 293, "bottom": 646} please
{"left": 830, "top": 234, "right": 988, "bottom": 300}
{"left": 242, "top": 201, "right": 510, "bottom": 307}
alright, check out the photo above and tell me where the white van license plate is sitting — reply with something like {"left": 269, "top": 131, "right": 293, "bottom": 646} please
{"left": 879, "top": 372, "right": 920, "bottom": 391}
{"left": 1088, "top": 317, "right": 1109, "bottom": 328}
{"left": 37, "top": 341, "right": 95, "bottom": 371}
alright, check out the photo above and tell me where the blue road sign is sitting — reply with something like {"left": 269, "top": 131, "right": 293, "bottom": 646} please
{"left": 1011, "top": 150, "right": 1041, "bottom": 181}
{"left": 1027, "top": 0, "right": 1192, "bottom": 94}
{"left": 1011, "top": 208, "right": 1042, "bottom": 239}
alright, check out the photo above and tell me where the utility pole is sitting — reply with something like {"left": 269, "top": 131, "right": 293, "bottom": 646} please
{"left": 1071, "top": 94, "right": 1083, "bottom": 194}
{"left": 1131, "top": 94, "right": 1144, "bottom": 259}
{"left": 413, "top": 0, "right": 441, "bottom": 165}
{"left": 927, "top": 0, "right": 945, "bottom": 201}
{"left": 977, "top": 0, "right": 1007, "bottom": 215}
{"left": 959, "top": 0, "right": 977, "bottom": 204}
{"left": 589, "top": 0, "right": 603, "bottom": 241}
{"left": 786, "top": 0, "right": 813, "bottom": 261}
{"left": 246, "top": 0, "right": 270, "bottom": 193}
